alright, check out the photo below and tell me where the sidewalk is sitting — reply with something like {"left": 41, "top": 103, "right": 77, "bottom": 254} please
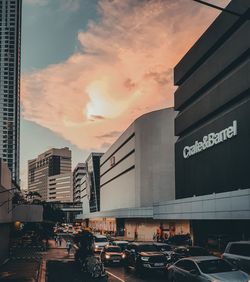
{"left": 38, "top": 239, "right": 75, "bottom": 282}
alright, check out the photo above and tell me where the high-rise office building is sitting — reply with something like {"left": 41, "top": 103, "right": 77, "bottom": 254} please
{"left": 48, "top": 172, "right": 73, "bottom": 203}
{"left": 0, "top": 0, "right": 22, "bottom": 185}
{"left": 28, "top": 147, "right": 71, "bottom": 201}
{"left": 85, "top": 152, "right": 103, "bottom": 213}
{"left": 73, "top": 163, "right": 86, "bottom": 203}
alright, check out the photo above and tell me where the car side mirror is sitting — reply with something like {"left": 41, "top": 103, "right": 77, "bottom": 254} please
{"left": 190, "top": 269, "right": 199, "bottom": 276}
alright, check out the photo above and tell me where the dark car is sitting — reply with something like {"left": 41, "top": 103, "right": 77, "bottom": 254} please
{"left": 112, "top": 240, "right": 129, "bottom": 251}
{"left": 222, "top": 241, "right": 250, "bottom": 274}
{"left": 165, "top": 234, "right": 192, "bottom": 247}
{"left": 171, "top": 246, "right": 210, "bottom": 262}
{"left": 153, "top": 242, "right": 174, "bottom": 263}
{"left": 123, "top": 242, "right": 168, "bottom": 276}
{"left": 100, "top": 245, "right": 125, "bottom": 265}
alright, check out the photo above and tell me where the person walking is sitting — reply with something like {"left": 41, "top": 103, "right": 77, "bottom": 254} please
{"left": 66, "top": 240, "right": 72, "bottom": 255}
{"left": 58, "top": 236, "right": 62, "bottom": 247}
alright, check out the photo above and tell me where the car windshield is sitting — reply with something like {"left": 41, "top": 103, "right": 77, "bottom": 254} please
{"left": 138, "top": 244, "right": 158, "bottom": 252}
{"left": 155, "top": 245, "right": 172, "bottom": 251}
{"left": 116, "top": 243, "right": 128, "bottom": 250}
{"left": 95, "top": 237, "right": 108, "bottom": 243}
{"left": 198, "top": 259, "right": 234, "bottom": 274}
{"left": 106, "top": 247, "right": 121, "bottom": 252}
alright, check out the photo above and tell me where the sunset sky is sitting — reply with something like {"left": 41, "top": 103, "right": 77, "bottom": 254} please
{"left": 20, "top": 0, "right": 230, "bottom": 189}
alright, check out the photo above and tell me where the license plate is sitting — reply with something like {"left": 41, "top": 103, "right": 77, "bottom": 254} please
{"left": 113, "top": 260, "right": 120, "bottom": 263}
{"left": 154, "top": 263, "right": 164, "bottom": 266}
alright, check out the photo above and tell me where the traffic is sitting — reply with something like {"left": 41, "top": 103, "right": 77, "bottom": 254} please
{"left": 54, "top": 223, "right": 250, "bottom": 281}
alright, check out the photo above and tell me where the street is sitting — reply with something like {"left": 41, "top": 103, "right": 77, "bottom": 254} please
{"left": 46, "top": 260, "right": 168, "bottom": 282}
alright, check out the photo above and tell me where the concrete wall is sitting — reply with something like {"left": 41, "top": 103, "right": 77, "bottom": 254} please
{"left": 12, "top": 205, "right": 43, "bottom": 222}
{"left": 135, "top": 108, "right": 176, "bottom": 206}
{"left": 80, "top": 175, "right": 90, "bottom": 215}
{"left": 154, "top": 189, "right": 250, "bottom": 220}
{"left": 0, "top": 160, "right": 12, "bottom": 223}
{"left": 0, "top": 224, "right": 10, "bottom": 264}
{"left": 100, "top": 108, "right": 176, "bottom": 212}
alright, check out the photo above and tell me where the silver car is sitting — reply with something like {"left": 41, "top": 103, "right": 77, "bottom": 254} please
{"left": 222, "top": 241, "right": 250, "bottom": 274}
{"left": 168, "top": 256, "right": 250, "bottom": 282}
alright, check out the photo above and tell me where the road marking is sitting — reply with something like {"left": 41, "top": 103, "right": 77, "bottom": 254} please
{"left": 106, "top": 271, "right": 126, "bottom": 282}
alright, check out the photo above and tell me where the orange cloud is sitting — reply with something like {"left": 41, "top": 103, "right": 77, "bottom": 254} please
{"left": 21, "top": 0, "right": 228, "bottom": 150}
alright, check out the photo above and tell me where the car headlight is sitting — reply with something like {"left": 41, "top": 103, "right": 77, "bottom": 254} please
{"left": 105, "top": 254, "right": 110, "bottom": 259}
{"left": 141, "top": 256, "right": 150, "bottom": 261}
{"left": 122, "top": 253, "right": 126, "bottom": 259}
{"left": 95, "top": 245, "right": 98, "bottom": 248}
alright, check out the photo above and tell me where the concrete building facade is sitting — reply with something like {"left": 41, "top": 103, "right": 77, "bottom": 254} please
{"left": 77, "top": 108, "right": 182, "bottom": 240}
{"left": 0, "top": 159, "right": 12, "bottom": 264}
{"left": 80, "top": 174, "right": 90, "bottom": 216}
{"left": 85, "top": 153, "right": 103, "bottom": 213}
{"left": 28, "top": 147, "right": 71, "bottom": 201}
{"left": 0, "top": 158, "right": 43, "bottom": 264}
{"left": 171, "top": 0, "right": 250, "bottom": 244}
{"left": 48, "top": 172, "right": 73, "bottom": 203}
{"left": 0, "top": 0, "right": 22, "bottom": 185}
{"left": 100, "top": 108, "right": 176, "bottom": 211}
{"left": 73, "top": 163, "right": 86, "bottom": 203}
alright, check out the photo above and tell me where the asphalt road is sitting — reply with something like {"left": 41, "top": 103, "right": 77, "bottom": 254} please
{"left": 46, "top": 260, "right": 168, "bottom": 282}
{"left": 106, "top": 265, "right": 168, "bottom": 282}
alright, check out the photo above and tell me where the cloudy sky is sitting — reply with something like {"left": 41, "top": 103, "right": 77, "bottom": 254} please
{"left": 20, "top": 0, "right": 229, "bottom": 189}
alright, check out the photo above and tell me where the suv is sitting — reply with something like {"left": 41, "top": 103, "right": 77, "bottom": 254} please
{"left": 123, "top": 242, "right": 168, "bottom": 275}
{"left": 222, "top": 241, "right": 250, "bottom": 274}
{"left": 93, "top": 235, "right": 109, "bottom": 252}
{"left": 165, "top": 234, "right": 192, "bottom": 246}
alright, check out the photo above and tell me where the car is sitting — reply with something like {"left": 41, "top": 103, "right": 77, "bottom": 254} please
{"left": 222, "top": 241, "right": 250, "bottom": 274}
{"left": 123, "top": 242, "right": 168, "bottom": 276}
{"left": 93, "top": 234, "right": 109, "bottom": 253}
{"left": 112, "top": 240, "right": 129, "bottom": 251}
{"left": 171, "top": 246, "right": 210, "bottom": 262}
{"left": 168, "top": 256, "right": 250, "bottom": 282}
{"left": 153, "top": 242, "right": 174, "bottom": 264}
{"left": 165, "top": 234, "right": 192, "bottom": 246}
{"left": 100, "top": 245, "right": 125, "bottom": 265}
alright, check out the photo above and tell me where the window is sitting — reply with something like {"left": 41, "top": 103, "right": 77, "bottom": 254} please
{"left": 198, "top": 259, "right": 233, "bottom": 274}
{"left": 175, "top": 260, "right": 198, "bottom": 272}
{"left": 229, "top": 243, "right": 250, "bottom": 257}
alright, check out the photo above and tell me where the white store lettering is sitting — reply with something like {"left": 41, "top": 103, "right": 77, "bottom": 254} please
{"left": 183, "top": 120, "right": 237, "bottom": 159}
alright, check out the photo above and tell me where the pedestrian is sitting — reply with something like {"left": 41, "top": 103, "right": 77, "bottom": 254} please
{"left": 58, "top": 236, "right": 62, "bottom": 247}
{"left": 66, "top": 240, "right": 72, "bottom": 255}
{"left": 153, "top": 233, "right": 156, "bottom": 241}
{"left": 56, "top": 235, "right": 60, "bottom": 247}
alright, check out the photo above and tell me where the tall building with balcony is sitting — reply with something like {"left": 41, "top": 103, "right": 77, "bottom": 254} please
{"left": 28, "top": 147, "right": 71, "bottom": 201}
{"left": 73, "top": 163, "right": 86, "bottom": 203}
{"left": 0, "top": 0, "right": 22, "bottom": 185}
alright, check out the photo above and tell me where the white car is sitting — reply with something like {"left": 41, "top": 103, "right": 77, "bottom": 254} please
{"left": 93, "top": 235, "right": 109, "bottom": 252}
{"left": 168, "top": 256, "right": 250, "bottom": 282}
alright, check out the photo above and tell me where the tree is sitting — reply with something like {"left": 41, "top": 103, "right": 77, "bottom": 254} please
{"left": 25, "top": 191, "right": 42, "bottom": 203}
